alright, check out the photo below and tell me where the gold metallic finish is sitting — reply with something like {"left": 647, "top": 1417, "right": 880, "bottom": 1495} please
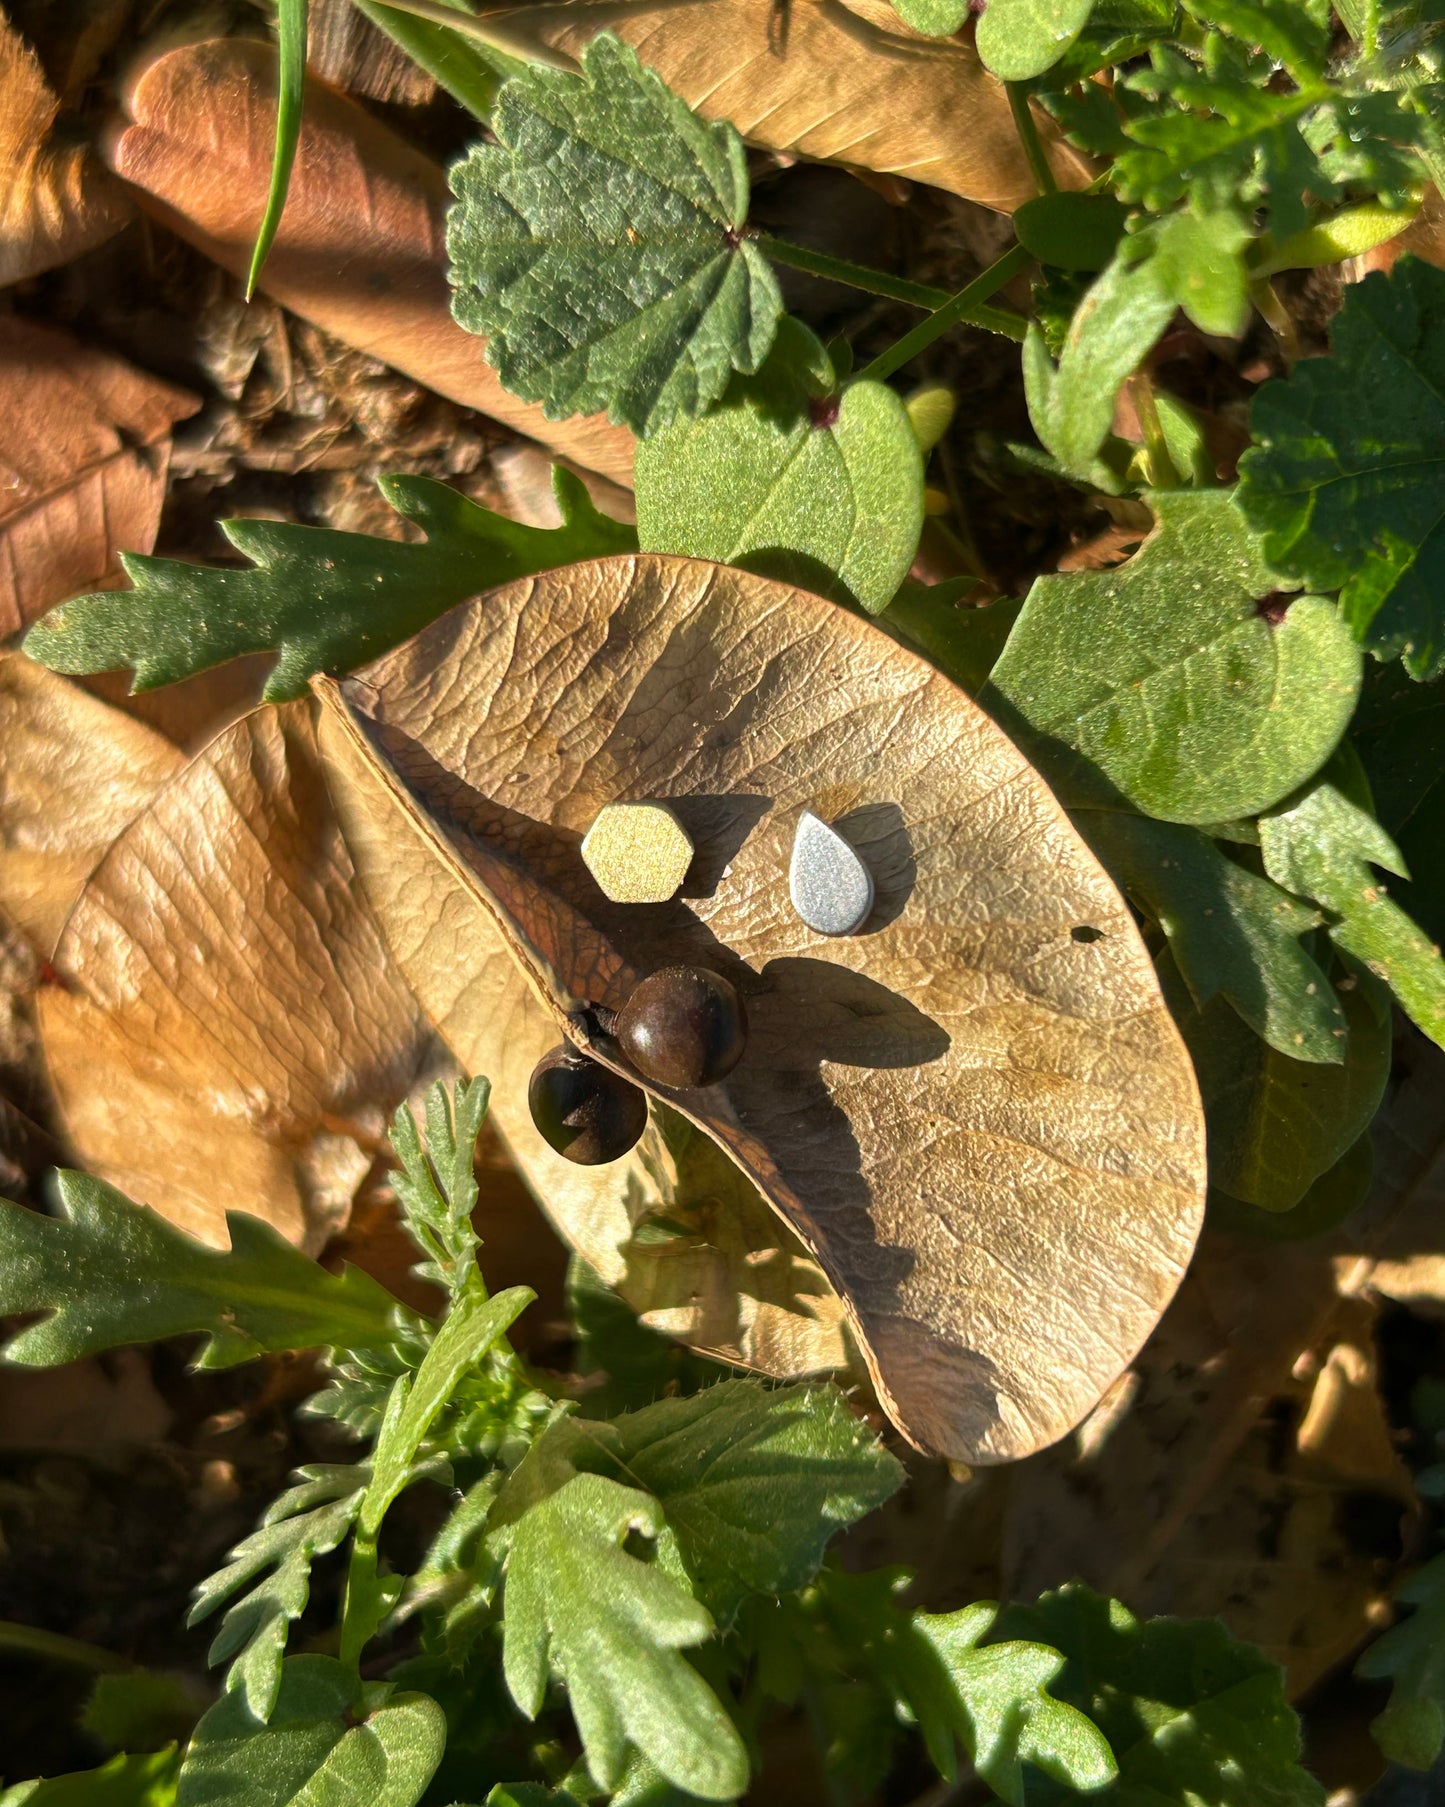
{"left": 581, "top": 800, "right": 694, "bottom": 903}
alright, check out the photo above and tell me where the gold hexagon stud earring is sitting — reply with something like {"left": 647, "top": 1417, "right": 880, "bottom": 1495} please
{"left": 581, "top": 801, "right": 695, "bottom": 903}
{"left": 789, "top": 809, "right": 875, "bottom": 936}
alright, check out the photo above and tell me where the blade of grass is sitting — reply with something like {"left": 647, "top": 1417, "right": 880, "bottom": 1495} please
{"left": 353, "top": 0, "right": 517, "bottom": 114}
{"left": 345, "top": 0, "right": 574, "bottom": 72}
{"left": 246, "top": 0, "right": 308, "bottom": 299}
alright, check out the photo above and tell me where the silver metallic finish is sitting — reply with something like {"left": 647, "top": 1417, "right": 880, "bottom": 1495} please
{"left": 789, "top": 809, "right": 875, "bottom": 936}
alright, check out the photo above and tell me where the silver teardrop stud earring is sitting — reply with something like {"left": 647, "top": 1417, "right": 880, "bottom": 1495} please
{"left": 789, "top": 809, "right": 875, "bottom": 936}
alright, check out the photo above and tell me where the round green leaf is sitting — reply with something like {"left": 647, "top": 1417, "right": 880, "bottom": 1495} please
{"left": 985, "top": 490, "right": 1363, "bottom": 824}
{"left": 975, "top": 0, "right": 1095, "bottom": 80}
{"left": 635, "top": 319, "right": 924, "bottom": 614}
{"left": 890, "top": 0, "right": 970, "bottom": 34}
{"left": 1014, "top": 193, "right": 1130, "bottom": 271}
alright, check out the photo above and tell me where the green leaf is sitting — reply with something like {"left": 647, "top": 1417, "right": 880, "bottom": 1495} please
{"left": 634, "top": 318, "right": 924, "bottom": 614}
{"left": 889, "top": 0, "right": 970, "bottom": 34}
{"left": 0, "top": 1750, "right": 181, "bottom": 1807}
{"left": 447, "top": 33, "right": 782, "bottom": 436}
{"left": 995, "top": 1582, "right": 1326, "bottom": 1806}
{"left": 1237, "top": 257, "right": 1445, "bottom": 678}
{"left": 83, "top": 1671, "right": 208, "bottom": 1752}
{"left": 882, "top": 583, "right": 1014, "bottom": 697}
{"left": 1210, "top": 1129, "right": 1373, "bottom": 1241}
{"left": 501, "top": 1472, "right": 748, "bottom": 1799}
{"left": 245, "top": 0, "right": 307, "bottom": 298}
{"left": 352, "top": 0, "right": 507, "bottom": 121}
{"left": 1014, "top": 193, "right": 1131, "bottom": 271}
{"left": 976, "top": 0, "right": 1096, "bottom": 79}
{"left": 783, "top": 1570, "right": 1115, "bottom": 1804}
{"left": 1359, "top": 1550, "right": 1445, "bottom": 1770}
{"left": 1256, "top": 200, "right": 1419, "bottom": 276}
{"left": 175, "top": 1656, "right": 444, "bottom": 1807}
{"left": 567, "top": 1256, "right": 723, "bottom": 1417}
{"left": 1078, "top": 811, "right": 1346, "bottom": 1062}
{"left": 496, "top": 1380, "right": 899, "bottom": 1624}
{"left": 189, "top": 1466, "right": 364, "bottom": 1721}
{"left": 1259, "top": 751, "right": 1445, "bottom": 1046}
{"left": 1158, "top": 945, "right": 1390, "bottom": 1211}
{"left": 0, "top": 1173, "right": 400, "bottom": 1368}
{"left": 389, "top": 1076, "right": 491, "bottom": 1296}
{"left": 1354, "top": 660, "right": 1445, "bottom": 943}
{"left": 23, "top": 469, "right": 634, "bottom": 702}
{"left": 985, "top": 490, "right": 1362, "bottom": 823}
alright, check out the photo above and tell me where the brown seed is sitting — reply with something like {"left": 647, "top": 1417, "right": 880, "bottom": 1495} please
{"left": 615, "top": 965, "right": 748, "bottom": 1090}
{"left": 527, "top": 1044, "right": 648, "bottom": 1165}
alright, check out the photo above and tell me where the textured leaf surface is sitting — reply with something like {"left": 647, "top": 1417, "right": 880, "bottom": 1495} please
{"left": 0, "top": 1173, "right": 398, "bottom": 1368}
{"left": 0, "top": 1749, "right": 180, "bottom": 1807}
{"left": 501, "top": 1473, "right": 747, "bottom": 1797}
{"left": 1358, "top": 1550, "right": 1445, "bottom": 1770}
{"left": 447, "top": 33, "right": 781, "bottom": 436}
{"left": 1238, "top": 258, "right": 1445, "bottom": 678}
{"left": 495, "top": 1380, "right": 901, "bottom": 1622}
{"left": 976, "top": 0, "right": 1095, "bottom": 80}
{"left": 634, "top": 319, "right": 924, "bottom": 613}
{"left": 0, "top": 318, "right": 196, "bottom": 638}
{"left": 1080, "top": 811, "right": 1345, "bottom": 1062}
{"left": 176, "top": 1657, "right": 443, "bottom": 1807}
{"left": 996, "top": 1583, "right": 1325, "bottom": 1806}
{"left": 104, "top": 37, "right": 635, "bottom": 486}
{"left": 1259, "top": 756, "right": 1445, "bottom": 1048}
{"left": 315, "top": 552, "right": 1206, "bottom": 1464}
{"left": 1354, "top": 661, "right": 1445, "bottom": 944}
{"left": 465, "top": 0, "right": 1086, "bottom": 210}
{"left": 987, "top": 491, "right": 1361, "bottom": 823}
{"left": 36, "top": 703, "right": 433, "bottom": 1247}
{"left": 27, "top": 471, "right": 633, "bottom": 702}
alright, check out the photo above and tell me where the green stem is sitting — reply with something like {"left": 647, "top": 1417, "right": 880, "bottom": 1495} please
{"left": 1008, "top": 83, "right": 1057, "bottom": 196}
{"left": 0, "top": 1620, "right": 130, "bottom": 1673}
{"left": 858, "top": 244, "right": 1032, "bottom": 382}
{"left": 754, "top": 233, "right": 953, "bottom": 310}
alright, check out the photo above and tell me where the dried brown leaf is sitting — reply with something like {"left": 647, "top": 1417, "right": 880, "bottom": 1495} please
{"left": 104, "top": 37, "right": 635, "bottom": 488}
{"left": 0, "top": 6, "right": 131, "bottom": 286}
{"left": 0, "top": 317, "right": 198, "bottom": 636}
{"left": 316, "top": 554, "right": 1206, "bottom": 1463}
{"left": 472, "top": 0, "right": 1088, "bottom": 211}
{"left": 38, "top": 702, "right": 434, "bottom": 1248}
{"left": 0, "top": 651, "right": 184, "bottom": 954}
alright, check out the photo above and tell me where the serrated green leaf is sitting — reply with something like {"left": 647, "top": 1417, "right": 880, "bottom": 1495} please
{"left": 1158, "top": 945, "right": 1390, "bottom": 1210}
{"left": 501, "top": 1472, "right": 747, "bottom": 1799}
{"left": 976, "top": 0, "right": 1096, "bottom": 78}
{"left": 634, "top": 318, "right": 924, "bottom": 614}
{"left": 23, "top": 469, "right": 634, "bottom": 701}
{"left": 1259, "top": 751, "right": 1445, "bottom": 1046}
{"left": 1237, "top": 257, "right": 1445, "bottom": 678}
{"left": 189, "top": 1467, "right": 364, "bottom": 1722}
{"left": 389, "top": 1076, "right": 491, "bottom": 1296}
{"left": 995, "top": 1582, "right": 1326, "bottom": 1806}
{"left": 0, "top": 1173, "right": 400, "bottom": 1369}
{"left": 0, "top": 1750, "right": 181, "bottom": 1807}
{"left": 176, "top": 1657, "right": 444, "bottom": 1807}
{"left": 985, "top": 489, "right": 1362, "bottom": 822}
{"left": 1359, "top": 1550, "right": 1445, "bottom": 1770}
{"left": 1078, "top": 811, "right": 1346, "bottom": 1061}
{"left": 447, "top": 33, "right": 782, "bottom": 437}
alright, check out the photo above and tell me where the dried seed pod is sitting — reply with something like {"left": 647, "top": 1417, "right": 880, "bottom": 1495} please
{"left": 615, "top": 965, "right": 748, "bottom": 1090}
{"left": 528, "top": 1044, "right": 647, "bottom": 1164}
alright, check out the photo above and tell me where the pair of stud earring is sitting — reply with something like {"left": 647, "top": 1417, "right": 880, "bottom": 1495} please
{"left": 580, "top": 801, "right": 875, "bottom": 937}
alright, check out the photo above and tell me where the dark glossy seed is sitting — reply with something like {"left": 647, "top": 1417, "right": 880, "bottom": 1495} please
{"left": 527, "top": 1044, "right": 648, "bottom": 1165}
{"left": 614, "top": 965, "right": 748, "bottom": 1090}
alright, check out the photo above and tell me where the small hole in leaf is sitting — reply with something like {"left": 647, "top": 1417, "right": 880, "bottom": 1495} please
{"left": 1071, "top": 925, "right": 1104, "bottom": 943}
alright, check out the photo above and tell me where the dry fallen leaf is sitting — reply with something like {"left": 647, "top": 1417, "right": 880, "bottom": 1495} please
{"left": 105, "top": 37, "right": 635, "bottom": 488}
{"left": 316, "top": 553, "right": 1206, "bottom": 1463}
{"left": 0, "top": 652, "right": 185, "bottom": 955}
{"left": 473, "top": 0, "right": 1088, "bottom": 212}
{"left": 38, "top": 701, "right": 435, "bottom": 1249}
{"left": 0, "top": 6, "right": 131, "bottom": 286}
{"left": 0, "top": 317, "right": 198, "bottom": 637}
